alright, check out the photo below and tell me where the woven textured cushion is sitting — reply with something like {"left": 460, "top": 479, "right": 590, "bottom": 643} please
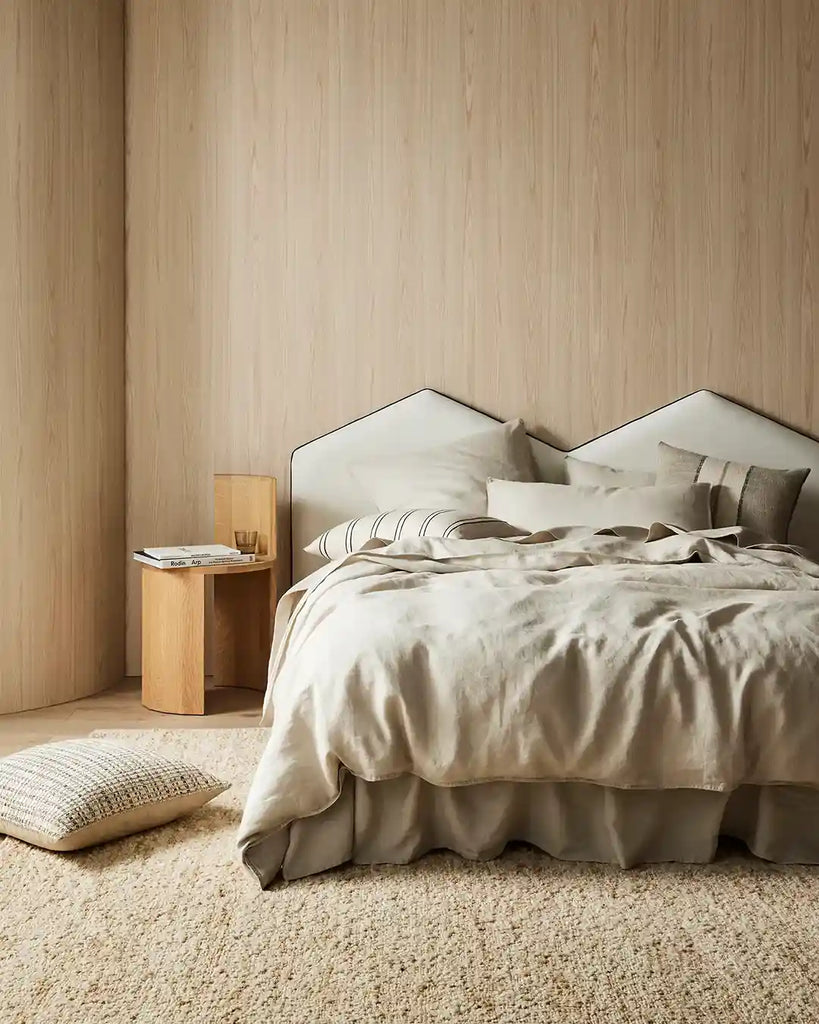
{"left": 656, "top": 442, "right": 809, "bottom": 542}
{"left": 0, "top": 739, "right": 229, "bottom": 851}
{"left": 306, "top": 508, "right": 521, "bottom": 561}
{"left": 349, "top": 419, "right": 537, "bottom": 514}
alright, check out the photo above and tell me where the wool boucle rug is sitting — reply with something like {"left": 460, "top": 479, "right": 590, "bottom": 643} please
{"left": 1, "top": 728, "right": 819, "bottom": 1024}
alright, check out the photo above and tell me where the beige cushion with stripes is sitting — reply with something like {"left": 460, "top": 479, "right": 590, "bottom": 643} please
{"left": 656, "top": 442, "right": 809, "bottom": 543}
{"left": 306, "top": 508, "right": 521, "bottom": 561}
{"left": 0, "top": 739, "right": 229, "bottom": 851}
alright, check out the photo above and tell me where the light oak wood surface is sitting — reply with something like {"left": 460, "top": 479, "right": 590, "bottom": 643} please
{"left": 215, "top": 475, "right": 277, "bottom": 557}
{"left": 0, "top": 0, "right": 125, "bottom": 710}
{"left": 141, "top": 472, "right": 277, "bottom": 713}
{"left": 125, "top": 0, "right": 213, "bottom": 677}
{"left": 125, "top": 0, "right": 818, "bottom": 673}
{"left": 141, "top": 569, "right": 206, "bottom": 715}
{"left": 178, "top": 556, "right": 277, "bottom": 576}
{"left": 141, "top": 561, "right": 275, "bottom": 714}
{"left": 213, "top": 571, "right": 273, "bottom": 693}
{"left": 0, "top": 679, "right": 263, "bottom": 757}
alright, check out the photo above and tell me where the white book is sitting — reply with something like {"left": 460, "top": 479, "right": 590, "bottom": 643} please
{"left": 142, "top": 544, "right": 242, "bottom": 560}
{"left": 133, "top": 551, "right": 256, "bottom": 569}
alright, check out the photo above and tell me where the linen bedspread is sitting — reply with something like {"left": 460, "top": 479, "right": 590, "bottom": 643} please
{"left": 238, "top": 526, "right": 819, "bottom": 867}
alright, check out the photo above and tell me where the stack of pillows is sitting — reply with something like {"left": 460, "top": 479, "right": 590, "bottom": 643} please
{"left": 306, "top": 418, "right": 810, "bottom": 560}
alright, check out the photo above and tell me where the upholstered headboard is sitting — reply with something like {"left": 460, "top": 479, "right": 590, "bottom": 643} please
{"left": 291, "top": 390, "right": 819, "bottom": 580}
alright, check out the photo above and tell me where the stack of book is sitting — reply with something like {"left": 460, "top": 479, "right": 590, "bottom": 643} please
{"left": 132, "top": 544, "right": 255, "bottom": 569}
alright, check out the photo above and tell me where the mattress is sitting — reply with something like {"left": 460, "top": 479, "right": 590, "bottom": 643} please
{"left": 244, "top": 774, "right": 819, "bottom": 886}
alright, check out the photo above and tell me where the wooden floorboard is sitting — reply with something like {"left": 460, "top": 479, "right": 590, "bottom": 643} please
{"left": 0, "top": 678, "right": 264, "bottom": 755}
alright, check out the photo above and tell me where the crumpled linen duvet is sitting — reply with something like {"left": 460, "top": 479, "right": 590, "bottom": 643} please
{"left": 237, "top": 525, "right": 819, "bottom": 869}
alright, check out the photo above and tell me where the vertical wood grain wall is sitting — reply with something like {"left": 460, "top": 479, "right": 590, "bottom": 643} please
{"left": 0, "top": 1, "right": 125, "bottom": 711}
{"left": 125, "top": 0, "right": 818, "bottom": 673}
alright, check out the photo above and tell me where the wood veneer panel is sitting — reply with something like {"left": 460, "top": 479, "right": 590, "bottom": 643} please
{"left": 141, "top": 569, "right": 205, "bottom": 716}
{"left": 125, "top": 0, "right": 818, "bottom": 673}
{"left": 213, "top": 570, "right": 274, "bottom": 693}
{"left": 214, "top": 475, "right": 277, "bottom": 558}
{"left": 125, "top": 0, "right": 214, "bottom": 677}
{"left": 0, "top": 0, "right": 125, "bottom": 712}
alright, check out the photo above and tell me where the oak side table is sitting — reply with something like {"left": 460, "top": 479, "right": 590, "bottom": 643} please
{"left": 141, "top": 472, "right": 278, "bottom": 715}
{"left": 141, "top": 557, "right": 276, "bottom": 715}
{"left": 141, "top": 557, "right": 278, "bottom": 716}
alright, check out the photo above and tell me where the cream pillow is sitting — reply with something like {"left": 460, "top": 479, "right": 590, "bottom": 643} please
{"left": 564, "top": 456, "right": 655, "bottom": 488}
{"left": 486, "top": 479, "right": 712, "bottom": 534}
{"left": 0, "top": 739, "right": 229, "bottom": 851}
{"left": 656, "top": 442, "right": 809, "bottom": 542}
{"left": 306, "top": 508, "right": 521, "bottom": 561}
{"left": 350, "top": 419, "right": 537, "bottom": 514}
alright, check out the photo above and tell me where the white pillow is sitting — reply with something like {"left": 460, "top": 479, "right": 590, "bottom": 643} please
{"left": 0, "top": 739, "right": 228, "bottom": 851}
{"left": 564, "top": 456, "right": 656, "bottom": 488}
{"left": 486, "top": 480, "right": 713, "bottom": 533}
{"left": 306, "top": 509, "right": 521, "bottom": 561}
{"left": 350, "top": 419, "right": 537, "bottom": 514}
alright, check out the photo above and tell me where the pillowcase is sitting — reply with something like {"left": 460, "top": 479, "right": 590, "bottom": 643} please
{"left": 486, "top": 479, "right": 712, "bottom": 534}
{"left": 306, "top": 508, "right": 521, "bottom": 560}
{"left": 350, "top": 419, "right": 537, "bottom": 514}
{"left": 0, "top": 739, "right": 229, "bottom": 851}
{"left": 564, "top": 456, "right": 655, "bottom": 488}
{"left": 656, "top": 442, "right": 809, "bottom": 542}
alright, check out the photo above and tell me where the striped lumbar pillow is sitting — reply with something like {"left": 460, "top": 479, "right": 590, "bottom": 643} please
{"left": 305, "top": 508, "right": 521, "bottom": 561}
{"left": 0, "top": 739, "right": 229, "bottom": 851}
{"left": 656, "top": 442, "right": 809, "bottom": 542}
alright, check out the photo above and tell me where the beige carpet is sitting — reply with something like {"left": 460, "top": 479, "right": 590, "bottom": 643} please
{"left": 2, "top": 729, "right": 819, "bottom": 1024}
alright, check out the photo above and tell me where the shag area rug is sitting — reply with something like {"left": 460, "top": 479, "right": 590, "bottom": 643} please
{"left": 1, "top": 728, "right": 819, "bottom": 1024}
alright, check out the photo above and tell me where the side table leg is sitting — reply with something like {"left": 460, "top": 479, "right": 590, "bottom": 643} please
{"left": 142, "top": 569, "right": 206, "bottom": 715}
{"left": 213, "top": 569, "right": 274, "bottom": 691}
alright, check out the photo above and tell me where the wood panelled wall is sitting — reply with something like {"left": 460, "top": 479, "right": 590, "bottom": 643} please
{"left": 0, "top": 1, "right": 125, "bottom": 711}
{"left": 126, "top": 0, "right": 818, "bottom": 673}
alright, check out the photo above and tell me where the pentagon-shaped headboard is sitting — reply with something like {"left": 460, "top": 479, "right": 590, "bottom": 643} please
{"left": 291, "top": 390, "right": 819, "bottom": 580}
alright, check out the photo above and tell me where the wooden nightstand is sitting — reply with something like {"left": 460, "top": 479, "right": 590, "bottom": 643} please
{"left": 141, "top": 475, "right": 277, "bottom": 715}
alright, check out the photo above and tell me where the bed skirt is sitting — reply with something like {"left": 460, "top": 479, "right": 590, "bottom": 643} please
{"left": 241, "top": 774, "right": 819, "bottom": 887}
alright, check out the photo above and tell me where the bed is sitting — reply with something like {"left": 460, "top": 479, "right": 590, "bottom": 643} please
{"left": 238, "top": 390, "right": 819, "bottom": 887}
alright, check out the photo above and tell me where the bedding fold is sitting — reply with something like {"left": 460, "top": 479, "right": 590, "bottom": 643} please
{"left": 238, "top": 526, "right": 819, "bottom": 876}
